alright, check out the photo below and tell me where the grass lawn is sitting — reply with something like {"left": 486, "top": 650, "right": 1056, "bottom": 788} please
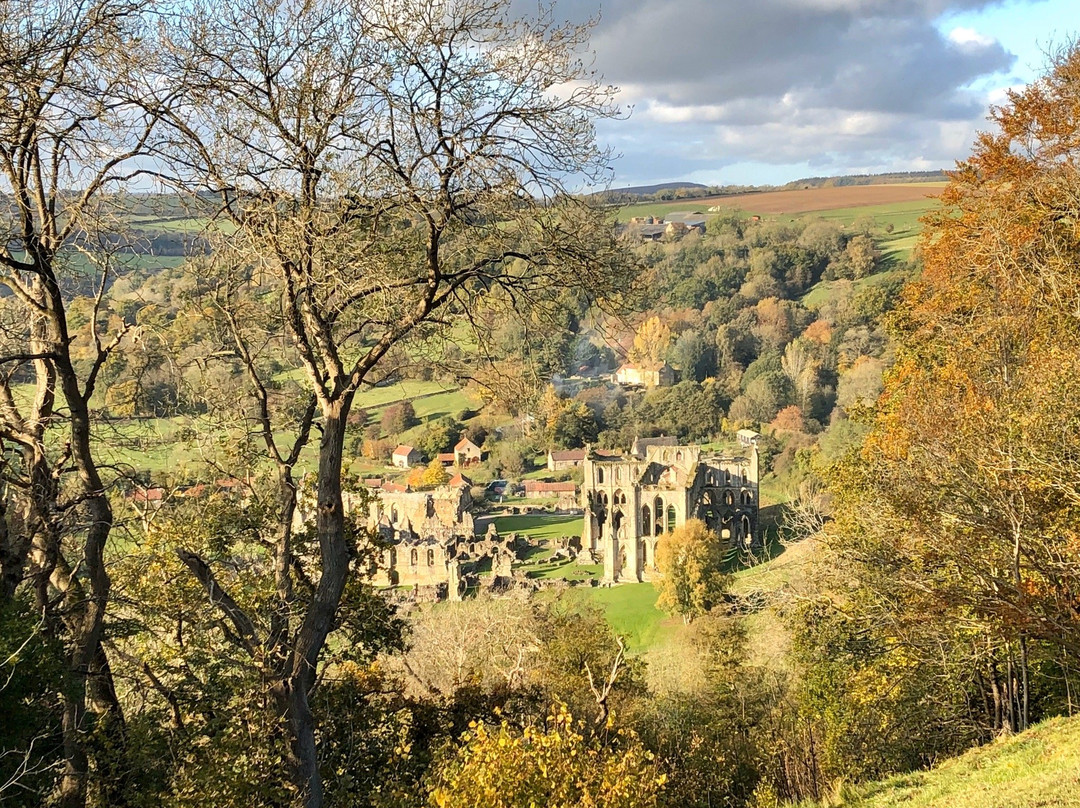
{"left": 479, "top": 512, "right": 583, "bottom": 542}
{"left": 799, "top": 714, "right": 1080, "bottom": 808}
{"left": 526, "top": 559, "right": 604, "bottom": 582}
{"left": 560, "top": 583, "right": 670, "bottom": 654}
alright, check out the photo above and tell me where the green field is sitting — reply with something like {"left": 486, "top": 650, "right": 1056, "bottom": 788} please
{"left": 560, "top": 583, "right": 670, "bottom": 654}
{"left": 799, "top": 267, "right": 908, "bottom": 310}
{"left": 75, "top": 379, "right": 480, "bottom": 480}
{"left": 353, "top": 379, "right": 468, "bottom": 411}
{"left": 798, "top": 714, "right": 1080, "bottom": 808}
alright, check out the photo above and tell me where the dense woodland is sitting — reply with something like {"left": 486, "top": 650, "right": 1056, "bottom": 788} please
{"left": 2, "top": 1, "right": 1080, "bottom": 807}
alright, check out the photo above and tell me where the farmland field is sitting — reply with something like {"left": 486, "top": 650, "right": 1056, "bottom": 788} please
{"left": 697, "top": 183, "right": 941, "bottom": 215}
{"left": 616, "top": 182, "right": 942, "bottom": 221}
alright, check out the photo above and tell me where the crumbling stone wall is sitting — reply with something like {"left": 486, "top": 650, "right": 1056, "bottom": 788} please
{"left": 580, "top": 443, "right": 760, "bottom": 583}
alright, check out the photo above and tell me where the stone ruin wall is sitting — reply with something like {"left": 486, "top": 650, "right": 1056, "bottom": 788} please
{"left": 580, "top": 443, "right": 760, "bottom": 583}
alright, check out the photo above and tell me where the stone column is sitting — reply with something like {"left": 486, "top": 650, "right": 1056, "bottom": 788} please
{"left": 603, "top": 531, "right": 619, "bottom": 582}
{"left": 448, "top": 559, "right": 463, "bottom": 602}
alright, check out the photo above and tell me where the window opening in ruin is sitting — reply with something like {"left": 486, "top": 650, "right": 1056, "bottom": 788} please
{"left": 410, "top": 549, "right": 418, "bottom": 565}
{"left": 667, "top": 505, "right": 676, "bottom": 532}
{"left": 597, "top": 467, "right": 605, "bottom": 484}
{"left": 427, "top": 549, "right": 435, "bottom": 566}
{"left": 641, "top": 506, "right": 651, "bottom": 534}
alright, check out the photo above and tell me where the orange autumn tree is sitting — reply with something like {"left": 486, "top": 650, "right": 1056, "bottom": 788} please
{"left": 827, "top": 44, "right": 1080, "bottom": 733}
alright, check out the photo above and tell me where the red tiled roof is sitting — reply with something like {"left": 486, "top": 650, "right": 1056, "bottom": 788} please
{"left": 454, "top": 437, "right": 480, "bottom": 452}
{"left": 448, "top": 473, "right": 473, "bottom": 488}
{"left": 363, "top": 477, "right": 384, "bottom": 489}
{"left": 382, "top": 482, "right": 409, "bottom": 493}
{"left": 392, "top": 444, "right": 417, "bottom": 456}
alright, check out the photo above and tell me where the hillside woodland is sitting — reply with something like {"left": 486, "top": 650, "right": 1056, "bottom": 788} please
{"left": 1, "top": 1, "right": 1079, "bottom": 808}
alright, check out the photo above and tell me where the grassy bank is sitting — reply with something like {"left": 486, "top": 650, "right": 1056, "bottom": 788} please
{"left": 796, "top": 714, "right": 1080, "bottom": 808}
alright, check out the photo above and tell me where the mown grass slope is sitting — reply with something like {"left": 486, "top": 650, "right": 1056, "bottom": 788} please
{"left": 797, "top": 715, "right": 1080, "bottom": 808}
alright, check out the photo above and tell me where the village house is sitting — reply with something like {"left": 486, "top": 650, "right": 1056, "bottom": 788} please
{"left": 454, "top": 437, "right": 483, "bottom": 466}
{"left": 547, "top": 447, "right": 587, "bottom": 471}
{"left": 392, "top": 444, "right": 422, "bottom": 469}
{"left": 614, "top": 361, "right": 676, "bottom": 389}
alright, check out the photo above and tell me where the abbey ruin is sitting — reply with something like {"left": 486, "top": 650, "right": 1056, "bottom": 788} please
{"left": 581, "top": 441, "right": 760, "bottom": 583}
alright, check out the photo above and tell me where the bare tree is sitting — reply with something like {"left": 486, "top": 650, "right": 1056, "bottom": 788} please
{"left": 152, "top": 0, "right": 634, "bottom": 804}
{"left": 0, "top": 2, "right": 167, "bottom": 805}
{"left": 780, "top": 477, "right": 830, "bottom": 545}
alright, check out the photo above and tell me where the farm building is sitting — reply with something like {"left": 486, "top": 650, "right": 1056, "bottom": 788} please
{"left": 392, "top": 444, "right": 422, "bottom": 468}
{"left": 614, "top": 361, "right": 676, "bottom": 389}
{"left": 547, "top": 447, "right": 587, "bottom": 471}
{"left": 737, "top": 429, "right": 761, "bottom": 447}
{"left": 522, "top": 480, "right": 578, "bottom": 501}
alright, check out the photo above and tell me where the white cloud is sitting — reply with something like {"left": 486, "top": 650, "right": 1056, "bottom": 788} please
{"left": 948, "top": 25, "right": 997, "bottom": 49}
{"left": 546, "top": 0, "right": 1036, "bottom": 184}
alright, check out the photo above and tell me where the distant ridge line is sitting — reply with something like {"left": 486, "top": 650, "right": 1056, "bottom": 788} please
{"left": 596, "top": 170, "right": 948, "bottom": 202}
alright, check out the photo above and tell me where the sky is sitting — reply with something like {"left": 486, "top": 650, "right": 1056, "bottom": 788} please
{"left": 540, "top": 0, "right": 1080, "bottom": 187}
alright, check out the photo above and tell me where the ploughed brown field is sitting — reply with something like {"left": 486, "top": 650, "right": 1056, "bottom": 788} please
{"left": 703, "top": 183, "right": 942, "bottom": 214}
